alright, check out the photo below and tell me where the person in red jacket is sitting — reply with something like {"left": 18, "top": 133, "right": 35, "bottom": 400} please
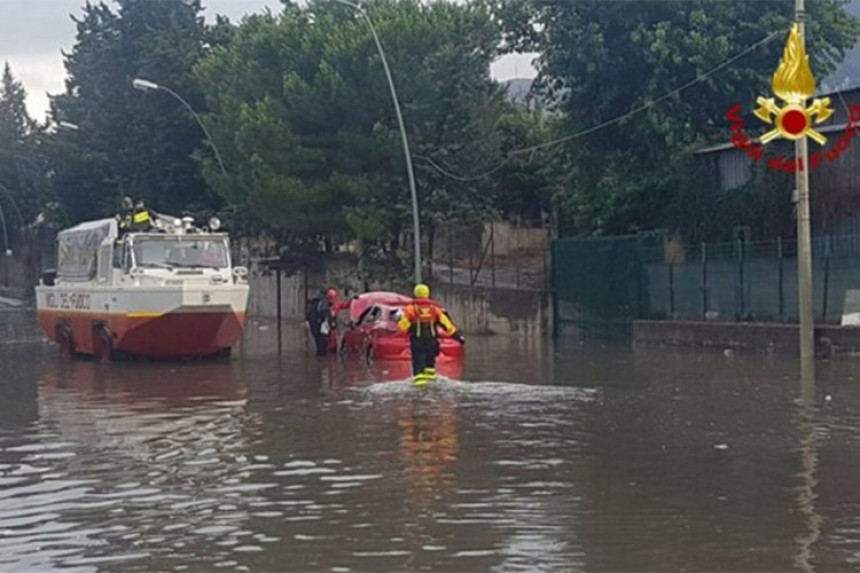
{"left": 397, "top": 283, "right": 464, "bottom": 384}
{"left": 306, "top": 288, "right": 351, "bottom": 356}
{"left": 325, "top": 288, "right": 352, "bottom": 353}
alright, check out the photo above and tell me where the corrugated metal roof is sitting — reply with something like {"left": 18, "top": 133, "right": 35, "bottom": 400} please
{"left": 694, "top": 119, "right": 858, "bottom": 155}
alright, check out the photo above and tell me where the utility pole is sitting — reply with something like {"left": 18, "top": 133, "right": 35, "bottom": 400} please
{"left": 795, "top": 0, "right": 815, "bottom": 379}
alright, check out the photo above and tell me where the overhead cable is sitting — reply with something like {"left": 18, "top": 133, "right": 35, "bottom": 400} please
{"left": 416, "top": 28, "right": 786, "bottom": 182}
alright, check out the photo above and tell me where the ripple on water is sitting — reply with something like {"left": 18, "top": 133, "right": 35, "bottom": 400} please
{"left": 356, "top": 378, "right": 599, "bottom": 403}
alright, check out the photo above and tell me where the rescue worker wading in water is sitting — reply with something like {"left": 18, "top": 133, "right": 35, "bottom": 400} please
{"left": 397, "top": 283, "right": 465, "bottom": 385}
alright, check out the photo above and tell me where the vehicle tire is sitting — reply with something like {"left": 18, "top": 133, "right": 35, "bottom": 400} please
{"left": 93, "top": 326, "right": 113, "bottom": 364}
{"left": 56, "top": 324, "right": 75, "bottom": 359}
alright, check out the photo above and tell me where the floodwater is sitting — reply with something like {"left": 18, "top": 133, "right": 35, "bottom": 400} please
{"left": 3, "top": 311, "right": 860, "bottom": 572}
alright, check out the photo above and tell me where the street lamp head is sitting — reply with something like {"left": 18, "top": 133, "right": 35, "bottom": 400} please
{"left": 132, "top": 78, "right": 160, "bottom": 92}
{"left": 332, "top": 0, "right": 364, "bottom": 11}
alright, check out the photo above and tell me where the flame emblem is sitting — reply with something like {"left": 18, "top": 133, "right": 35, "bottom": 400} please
{"left": 754, "top": 24, "right": 833, "bottom": 145}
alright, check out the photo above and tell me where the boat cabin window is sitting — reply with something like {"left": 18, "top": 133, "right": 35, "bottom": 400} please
{"left": 131, "top": 237, "right": 229, "bottom": 269}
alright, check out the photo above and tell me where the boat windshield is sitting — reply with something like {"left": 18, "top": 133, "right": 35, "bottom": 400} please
{"left": 132, "top": 237, "right": 229, "bottom": 269}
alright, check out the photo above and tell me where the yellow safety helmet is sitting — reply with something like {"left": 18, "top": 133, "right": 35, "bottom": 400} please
{"left": 413, "top": 283, "right": 430, "bottom": 299}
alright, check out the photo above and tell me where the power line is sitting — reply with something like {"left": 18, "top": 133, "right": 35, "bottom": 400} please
{"left": 416, "top": 28, "right": 786, "bottom": 182}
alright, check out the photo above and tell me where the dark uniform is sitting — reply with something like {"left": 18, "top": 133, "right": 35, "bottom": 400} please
{"left": 397, "top": 284, "right": 464, "bottom": 384}
{"left": 306, "top": 293, "right": 335, "bottom": 356}
{"left": 116, "top": 196, "right": 135, "bottom": 237}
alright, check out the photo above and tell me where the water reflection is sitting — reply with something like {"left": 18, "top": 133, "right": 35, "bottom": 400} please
{"left": 1, "top": 358, "right": 266, "bottom": 571}
{"left": 7, "top": 309, "right": 860, "bottom": 570}
{"left": 396, "top": 395, "right": 459, "bottom": 507}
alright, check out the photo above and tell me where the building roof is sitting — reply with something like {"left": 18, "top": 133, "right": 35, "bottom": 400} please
{"left": 694, "top": 84, "right": 860, "bottom": 156}
{"left": 820, "top": 0, "right": 860, "bottom": 93}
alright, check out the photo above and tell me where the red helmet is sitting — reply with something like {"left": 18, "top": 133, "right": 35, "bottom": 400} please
{"left": 325, "top": 288, "right": 337, "bottom": 302}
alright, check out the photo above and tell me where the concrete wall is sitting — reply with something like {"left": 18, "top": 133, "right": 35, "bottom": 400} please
{"left": 246, "top": 256, "right": 551, "bottom": 336}
{"left": 433, "top": 283, "right": 550, "bottom": 336}
{"left": 481, "top": 221, "right": 548, "bottom": 257}
{"left": 633, "top": 319, "right": 860, "bottom": 357}
{"left": 246, "top": 264, "right": 306, "bottom": 320}
{"left": 247, "top": 255, "right": 366, "bottom": 321}
{"left": 0, "top": 240, "right": 48, "bottom": 298}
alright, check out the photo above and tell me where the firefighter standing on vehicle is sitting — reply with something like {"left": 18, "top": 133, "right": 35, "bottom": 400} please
{"left": 397, "top": 283, "right": 465, "bottom": 384}
{"left": 115, "top": 196, "right": 135, "bottom": 237}
{"left": 130, "top": 200, "right": 154, "bottom": 232}
{"left": 116, "top": 196, "right": 155, "bottom": 236}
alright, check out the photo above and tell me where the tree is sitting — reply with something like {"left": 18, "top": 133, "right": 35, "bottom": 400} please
{"left": 196, "top": 0, "right": 511, "bottom": 279}
{"left": 48, "top": 0, "right": 218, "bottom": 224}
{"left": 501, "top": 0, "right": 860, "bottom": 238}
{"left": 0, "top": 63, "right": 51, "bottom": 245}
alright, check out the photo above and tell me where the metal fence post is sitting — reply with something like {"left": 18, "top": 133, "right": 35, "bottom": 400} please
{"left": 276, "top": 268, "right": 282, "bottom": 352}
{"left": 543, "top": 230, "right": 549, "bottom": 292}
{"left": 822, "top": 234, "right": 832, "bottom": 322}
{"left": 777, "top": 236, "right": 784, "bottom": 321}
{"left": 701, "top": 242, "right": 707, "bottom": 320}
{"left": 736, "top": 238, "right": 744, "bottom": 321}
{"left": 490, "top": 221, "right": 495, "bottom": 288}
{"left": 668, "top": 261, "right": 675, "bottom": 318}
{"left": 469, "top": 245, "right": 473, "bottom": 285}
{"left": 637, "top": 234, "right": 645, "bottom": 318}
{"left": 551, "top": 240, "right": 558, "bottom": 338}
{"left": 448, "top": 224, "right": 454, "bottom": 284}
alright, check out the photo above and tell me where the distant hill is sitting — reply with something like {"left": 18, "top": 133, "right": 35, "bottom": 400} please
{"left": 503, "top": 77, "right": 535, "bottom": 103}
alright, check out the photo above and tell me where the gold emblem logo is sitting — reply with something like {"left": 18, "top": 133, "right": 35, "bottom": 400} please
{"left": 754, "top": 24, "right": 834, "bottom": 145}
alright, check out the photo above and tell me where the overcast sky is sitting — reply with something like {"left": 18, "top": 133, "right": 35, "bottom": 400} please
{"left": 0, "top": 0, "right": 536, "bottom": 122}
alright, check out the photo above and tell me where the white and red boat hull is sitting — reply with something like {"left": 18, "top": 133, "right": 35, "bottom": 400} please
{"left": 35, "top": 285, "right": 248, "bottom": 359}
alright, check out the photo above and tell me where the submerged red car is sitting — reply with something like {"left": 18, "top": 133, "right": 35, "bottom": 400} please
{"left": 340, "top": 291, "right": 465, "bottom": 363}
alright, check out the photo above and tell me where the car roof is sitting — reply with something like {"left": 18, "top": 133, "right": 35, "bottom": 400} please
{"left": 348, "top": 292, "right": 406, "bottom": 320}
{"left": 349, "top": 292, "right": 449, "bottom": 323}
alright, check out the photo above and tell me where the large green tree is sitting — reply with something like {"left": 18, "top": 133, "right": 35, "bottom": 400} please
{"left": 49, "top": 0, "right": 219, "bottom": 224}
{"left": 500, "top": 0, "right": 860, "bottom": 238}
{"left": 196, "top": 0, "right": 513, "bottom": 277}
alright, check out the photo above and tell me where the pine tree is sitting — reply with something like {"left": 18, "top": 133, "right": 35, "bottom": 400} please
{"left": 0, "top": 62, "right": 46, "bottom": 241}
{"left": 0, "top": 62, "right": 35, "bottom": 139}
{"left": 49, "top": 0, "right": 216, "bottom": 223}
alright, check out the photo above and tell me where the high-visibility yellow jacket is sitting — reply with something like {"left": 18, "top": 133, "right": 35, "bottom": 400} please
{"left": 397, "top": 300, "right": 458, "bottom": 339}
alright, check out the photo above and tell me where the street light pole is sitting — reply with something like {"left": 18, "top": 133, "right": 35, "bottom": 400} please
{"left": 132, "top": 78, "right": 228, "bottom": 178}
{"left": 794, "top": 0, "right": 815, "bottom": 379}
{"left": 332, "top": 0, "right": 422, "bottom": 284}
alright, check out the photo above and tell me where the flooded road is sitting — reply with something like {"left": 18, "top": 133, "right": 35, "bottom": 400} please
{"left": 3, "top": 310, "right": 860, "bottom": 571}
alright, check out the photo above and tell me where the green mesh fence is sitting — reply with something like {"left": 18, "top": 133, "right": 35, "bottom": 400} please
{"left": 552, "top": 233, "right": 860, "bottom": 338}
{"left": 551, "top": 232, "right": 661, "bottom": 339}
